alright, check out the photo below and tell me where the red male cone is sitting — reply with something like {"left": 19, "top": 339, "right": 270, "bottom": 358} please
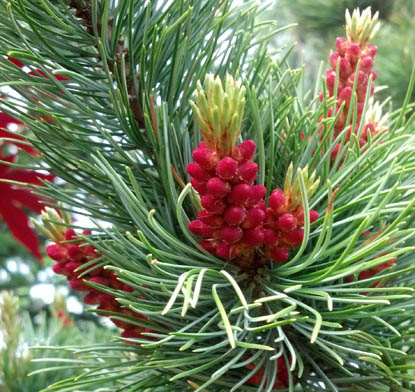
{"left": 322, "top": 7, "right": 381, "bottom": 156}
{"left": 33, "top": 207, "right": 151, "bottom": 343}
{"left": 188, "top": 75, "right": 320, "bottom": 265}
{"left": 188, "top": 74, "right": 267, "bottom": 260}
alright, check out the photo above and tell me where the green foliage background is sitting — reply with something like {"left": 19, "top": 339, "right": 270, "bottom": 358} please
{"left": 276, "top": 0, "right": 415, "bottom": 107}
{"left": 0, "top": 291, "right": 114, "bottom": 392}
{"left": 0, "top": 0, "right": 414, "bottom": 391}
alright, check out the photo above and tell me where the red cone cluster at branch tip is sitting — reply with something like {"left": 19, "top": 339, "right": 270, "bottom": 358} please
{"left": 323, "top": 38, "right": 377, "bottom": 142}
{"left": 46, "top": 227, "right": 152, "bottom": 341}
{"left": 188, "top": 141, "right": 319, "bottom": 263}
{"left": 326, "top": 39, "right": 377, "bottom": 110}
{"left": 188, "top": 74, "right": 319, "bottom": 264}
{"left": 318, "top": 8, "right": 381, "bottom": 158}
{"left": 188, "top": 139, "right": 266, "bottom": 260}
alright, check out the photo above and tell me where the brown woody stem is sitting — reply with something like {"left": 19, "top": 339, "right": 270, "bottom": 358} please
{"left": 69, "top": 0, "right": 145, "bottom": 129}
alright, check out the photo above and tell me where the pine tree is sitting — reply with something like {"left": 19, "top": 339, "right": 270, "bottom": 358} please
{"left": 0, "top": 1, "right": 414, "bottom": 391}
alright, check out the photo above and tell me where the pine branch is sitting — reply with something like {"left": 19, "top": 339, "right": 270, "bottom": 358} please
{"left": 69, "top": 0, "right": 145, "bottom": 129}
{"left": 69, "top": 0, "right": 94, "bottom": 35}
{"left": 1, "top": 1, "right": 415, "bottom": 391}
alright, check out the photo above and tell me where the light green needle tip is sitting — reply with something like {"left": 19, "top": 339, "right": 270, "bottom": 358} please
{"left": 190, "top": 73, "right": 245, "bottom": 156}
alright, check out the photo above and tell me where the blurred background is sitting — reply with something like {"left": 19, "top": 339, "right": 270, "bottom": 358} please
{"left": 270, "top": 0, "right": 414, "bottom": 108}
{"left": 1, "top": 0, "right": 414, "bottom": 390}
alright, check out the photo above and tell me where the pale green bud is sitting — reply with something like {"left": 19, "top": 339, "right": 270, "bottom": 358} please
{"left": 345, "top": 7, "right": 380, "bottom": 46}
{"left": 31, "top": 205, "right": 72, "bottom": 242}
{"left": 283, "top": 163, "right": 320, "bottom": 209}
{"left": 190, "top": 73, "right": 245, "bottom": 156}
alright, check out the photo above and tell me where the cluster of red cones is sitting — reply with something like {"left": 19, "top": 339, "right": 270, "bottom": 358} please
{"left": 187, "top": 140, "right": 318, "bottom": 264}
{"left": 325, "top": 38, "right": 377, "bottom": 135}
{"left": 319, "top": 8, "right": 383, "bottom": 159}
{"left": 46, "top": 227, "right": 150, "bottom": 340}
